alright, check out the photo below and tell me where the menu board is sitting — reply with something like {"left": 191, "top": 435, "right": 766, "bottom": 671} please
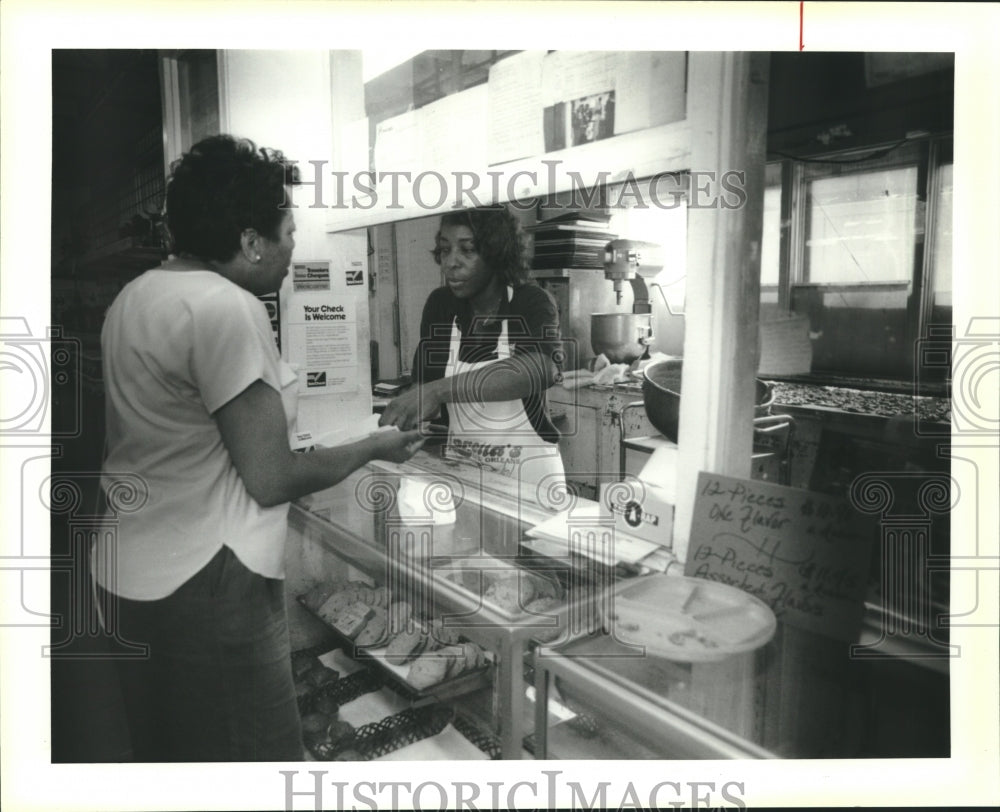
{"left": 684, "top": 472, "right": 873, "bottom": 642}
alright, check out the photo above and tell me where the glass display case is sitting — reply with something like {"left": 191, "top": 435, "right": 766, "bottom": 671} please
{"left": 531, "top": 603, "right": 951, "bottom": 760}
{"left": 285, "top": 453, "right": 614, "bottom": 760}
{"left": 286, "top": 450, "right": 950, "bottom": 762}
{"left": 531, "top": 634, "right": 775, "bottom": 759}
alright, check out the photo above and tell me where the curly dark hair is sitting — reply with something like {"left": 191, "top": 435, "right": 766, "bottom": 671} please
{"left": 165, "top": 135, "right": 298, "bottom": 263}
{"left": 432, "top": 205, "right": 529, "bottom": 286}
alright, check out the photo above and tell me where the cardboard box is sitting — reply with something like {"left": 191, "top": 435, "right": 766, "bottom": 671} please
{"left": 599, "top": 480, "right": 675, "bottom": 548}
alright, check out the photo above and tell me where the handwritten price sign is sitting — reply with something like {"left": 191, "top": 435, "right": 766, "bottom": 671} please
{"left": 684, "top": 472, "right": 873, "bottom": 642}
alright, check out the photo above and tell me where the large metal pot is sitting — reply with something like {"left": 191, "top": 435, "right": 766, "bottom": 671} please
{"left": 642, "top": 359, "right": 774, "bottom": 442}
{"left": 591, "top": 313, "right": 652, "bottom": 365}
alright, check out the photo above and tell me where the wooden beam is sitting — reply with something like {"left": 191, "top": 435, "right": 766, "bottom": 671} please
{"left": 672, "top": 52, "right": 770, "bottom": 565}
{"left": 157, "top": 53, "right": 183, "bottom": 177}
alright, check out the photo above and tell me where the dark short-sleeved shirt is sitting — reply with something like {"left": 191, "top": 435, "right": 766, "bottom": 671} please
{"left": 411, "top": 283, "right": 561, "bottom": 443}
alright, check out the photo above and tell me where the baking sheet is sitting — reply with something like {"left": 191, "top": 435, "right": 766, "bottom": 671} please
{"left": 374, "top": 724, "right": 488, "bottom": 761}
{"left": 525, "top": 684, "right": 576, "bottom": 723}
{"left": 320, "top": 647, "right": 364, "bottom": 676}
{"left": 338, "top": 686, "right": 412, "bottom": 727}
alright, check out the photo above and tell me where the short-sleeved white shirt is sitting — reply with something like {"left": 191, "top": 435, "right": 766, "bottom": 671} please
{"left": 94, "top": 268, "right": 298, "bottom": 600}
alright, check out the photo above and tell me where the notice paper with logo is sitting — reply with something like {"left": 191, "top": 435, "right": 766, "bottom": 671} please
{"left": 287, "top": 296, "right": 358, "bottom": 395}
{"left": 292, "top": 261, "right": 331, "bottom": 293}
{"left": 685, "top": 472, "right": 873, "bottom": 642}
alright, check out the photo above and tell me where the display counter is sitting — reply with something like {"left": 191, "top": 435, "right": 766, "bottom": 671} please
{"left": 285, "top": 443, "right": 949, "bottom": 761}
{"left": 532, "top": 634, "right": 774, "bottom": 759}
{"left": 285, "top": 450, "right": 618, "bottom": 759}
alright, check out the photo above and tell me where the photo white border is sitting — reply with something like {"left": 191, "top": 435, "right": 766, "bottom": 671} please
{"left": 2, "top": 1, "right": 998, "bottom": 809}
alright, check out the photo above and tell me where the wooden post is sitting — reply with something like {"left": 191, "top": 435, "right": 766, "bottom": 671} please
{"left": 674, "top": 52, "right": 770, "bottom": 742}
{"left": 673, "top": 52, "right": 770, "bottom": 565}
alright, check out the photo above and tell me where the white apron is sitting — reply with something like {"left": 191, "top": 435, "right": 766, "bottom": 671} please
{"left": 443, "top": 287, "right": 565, "bottom": 504}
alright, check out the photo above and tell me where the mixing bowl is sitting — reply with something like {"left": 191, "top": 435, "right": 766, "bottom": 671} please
{"left": 590, "top": 312, "right": 652, "bottom": 364}
{"left": 642, "top": 360, "right": 774, "bottom": 442}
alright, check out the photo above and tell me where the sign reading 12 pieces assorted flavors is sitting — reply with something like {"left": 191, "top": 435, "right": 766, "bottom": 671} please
{"left": 685, "top": 472, "right": 873, "bottom": 642}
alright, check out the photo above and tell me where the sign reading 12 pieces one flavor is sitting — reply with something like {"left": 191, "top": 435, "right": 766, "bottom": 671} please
{"left": 684, "top": 472, "right": 873, "bottom": 642}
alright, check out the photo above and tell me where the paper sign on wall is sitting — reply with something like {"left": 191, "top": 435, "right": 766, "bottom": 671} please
{"left": 684, "top": 472, "right": 873, "bottom": 642}
{"left": 257, "top": 291, "right": 280, "bottom": 351}
{"left": 293, "top": 261, "right": 331, "bottom": 292}
{"left": 287, "top": 297, "right": 358, "bottom": 395}
{"left": 345, "top": 260, "right": 365, "bottom": 286}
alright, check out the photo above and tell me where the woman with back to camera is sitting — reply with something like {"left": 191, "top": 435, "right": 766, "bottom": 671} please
{"left": 94, "top": 134, "right": 423, "bottom": 762}
{"left": 379, "top": 205, "right": 565, "bottom": 503}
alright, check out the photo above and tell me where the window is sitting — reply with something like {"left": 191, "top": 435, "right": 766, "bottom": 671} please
{"left": 760, "top": 182, "right": 782, "bottom": 299}
{"left": 804, "top": 166, "right": 918, "bottom": 284}
{"left": 760, "top": 137, "right": 952, "bottom": 382}
{"left": 930, "top": 160, "right": 953, "bottom": 310}
{"left": 160, "top": 50, "right": 220, "bottom": 174}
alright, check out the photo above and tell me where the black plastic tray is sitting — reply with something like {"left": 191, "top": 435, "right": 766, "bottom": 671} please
{"left": 298, "top": 667, "right": 387, "bottom": 715}
{"left": 308, "top": 704, "right": 455, "bottom": 761}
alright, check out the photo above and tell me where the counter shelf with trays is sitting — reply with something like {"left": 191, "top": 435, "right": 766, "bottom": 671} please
{"left": 287, "top": 457, "right": 618, "bottom": 759}
{"left": 293, "top": 593, "right": 494, "bottom": 705}
{"left": 291, "top": 640, "right": 503, "bottom": 761}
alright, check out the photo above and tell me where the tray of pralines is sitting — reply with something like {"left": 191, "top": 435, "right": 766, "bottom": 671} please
{"left": 297, "top": 580, "right": 492, "bottom": 702}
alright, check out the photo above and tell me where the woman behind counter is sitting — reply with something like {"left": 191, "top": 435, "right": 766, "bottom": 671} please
{"left": 94, "top": 135, "right": 423, "bottom": 762}
{"left": 379, "top": 205, "right": 565, "bottom": 502}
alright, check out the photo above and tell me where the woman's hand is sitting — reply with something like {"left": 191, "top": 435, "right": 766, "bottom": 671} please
{"left": 378, "top": 383, "right": 443, "bottom": 431}
{"left": 368, "top": 427, "right": 426, "bottom": 462}
{"left": 216, "top": 380, "right": 426, "bottom": 507}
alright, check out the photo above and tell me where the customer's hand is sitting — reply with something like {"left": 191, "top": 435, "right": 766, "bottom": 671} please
{"left": 369, "top": 427, "right": 426, "bottom": 463}
{"left": 379, "top": 384, "right": 442, "bottom": 431}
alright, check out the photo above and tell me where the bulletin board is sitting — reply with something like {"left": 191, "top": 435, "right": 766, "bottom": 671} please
{"left": 327, "top": 50, "right": 690, "bottom": 231}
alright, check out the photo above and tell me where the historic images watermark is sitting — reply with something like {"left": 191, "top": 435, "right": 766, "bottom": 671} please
{"left": 349, "top": 469, "right": 625, "bottom": 652}
{"left": 279, "top": 159, "right": 748, "bottom": 212}
{"left": 2, "top": 316, "right": 85, "bottom": 645}
{"left": 0, "top": 315, "right": 151, "bottom": 658}
{"left": 280, "top": 769, "right": 748, "bottom": 811}
{"left": 0, "top": 316, "right": 81, "bottom": 438}
{"left": 845, "top": 317, "right": 1000, "bottom": 660}
{"left": 19, "top": 316, "right": 997, "bottom": 663}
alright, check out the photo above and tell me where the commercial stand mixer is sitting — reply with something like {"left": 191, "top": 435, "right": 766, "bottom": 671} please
{"left": 589, "top": 239, "right": 667, "bottom": 366}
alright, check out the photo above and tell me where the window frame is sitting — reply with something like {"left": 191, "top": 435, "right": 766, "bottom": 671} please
{"left": 763, "top": 135, "right": 953, "bottom": 384}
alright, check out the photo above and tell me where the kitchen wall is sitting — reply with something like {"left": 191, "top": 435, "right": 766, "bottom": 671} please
{"left": 221, "top": 50, "right": 373, "bottom": 438}
{"left": 376, "top": 176, "right": 689, "bottom": 380}
{"left": 535, "top": 176, "right": 689, "bottom": 358}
